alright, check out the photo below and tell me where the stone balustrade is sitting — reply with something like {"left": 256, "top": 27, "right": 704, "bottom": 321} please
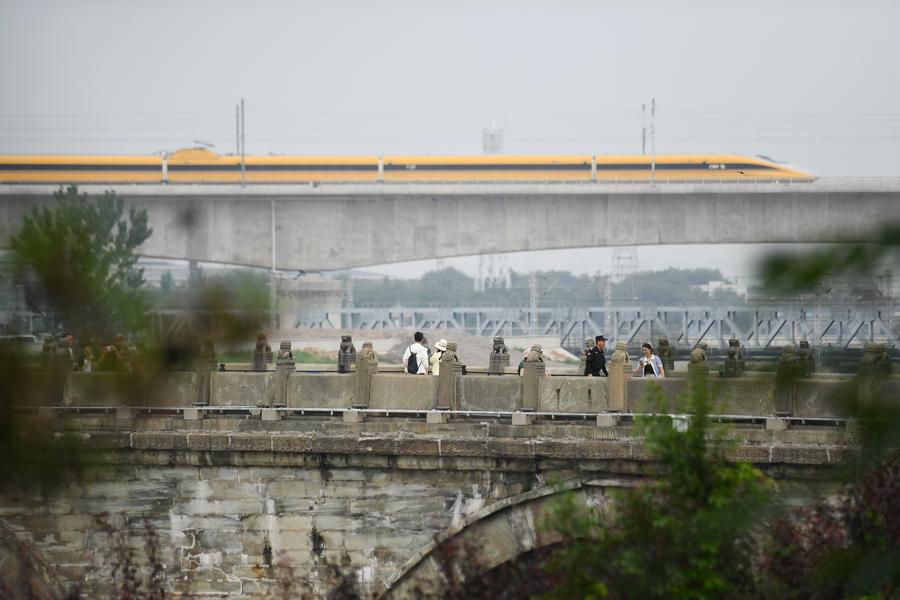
{"left": 52, "top": 368, "right": 900, "bottom": 419}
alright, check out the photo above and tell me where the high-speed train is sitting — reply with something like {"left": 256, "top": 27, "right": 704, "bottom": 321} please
{"left": 0, "top": 148, "right": 815, "bottom": 184}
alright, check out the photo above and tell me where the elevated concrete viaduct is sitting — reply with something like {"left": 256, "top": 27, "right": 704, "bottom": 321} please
{"left": 2, "top": 179, "right": 899, "bottom": 271}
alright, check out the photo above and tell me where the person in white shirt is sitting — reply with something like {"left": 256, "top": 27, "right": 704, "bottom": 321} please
{"left": 402, "top": 331, "right": 430, "bottom": 375}
{"left": 635, "top": 342, "right": 665, "bottom": 378}
{"left": 430, "top": 339, "right": 447, "bottom": 375}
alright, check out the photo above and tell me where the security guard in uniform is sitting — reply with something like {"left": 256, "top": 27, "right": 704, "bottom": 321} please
{"left": 584, "top": 335, "right": 608, "bottom": 377}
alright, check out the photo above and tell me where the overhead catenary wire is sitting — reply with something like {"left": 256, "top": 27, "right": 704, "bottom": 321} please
{"left": 0, "top": 105, "right": 898, "bottom": 157}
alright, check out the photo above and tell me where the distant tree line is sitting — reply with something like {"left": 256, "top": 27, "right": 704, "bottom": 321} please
{"left": 344, "top": 267, "right": 743, "bottom": 307}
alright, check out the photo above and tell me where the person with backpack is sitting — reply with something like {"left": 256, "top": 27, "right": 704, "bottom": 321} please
{"left": 402, "top": 332, "right": 429, "bottom": 375}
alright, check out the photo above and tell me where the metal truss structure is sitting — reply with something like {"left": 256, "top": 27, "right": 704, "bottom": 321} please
{"left": 296, "top": 302, "right": 898, "bottom": 349}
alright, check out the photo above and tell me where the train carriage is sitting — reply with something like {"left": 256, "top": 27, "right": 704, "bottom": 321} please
{"left": 0, "top": 150, "right": 815, "bottom": 184}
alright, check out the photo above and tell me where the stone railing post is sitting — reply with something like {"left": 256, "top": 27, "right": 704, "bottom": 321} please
{"left": 687, "top": 342, "right": 710, "bottom": 396}
{"left": 487, "top": 336, "right": 510, "bottom": 376}
{"left": 798, "top": 340, "right": 814, "bottom": 378}
{"left": 337, "top": 335, "right": 357, "bottom": 374}
{"left": 857, "top": 343, "right": 890, "bottom": 407}
{"left": 194, "top": 340, "right": 217, "bottom": 407}
{"left": 774, "top": 345, "right": 799, "bottom": 416}
{"left": 437, "top": 362, "right": 463, "bottom": 410}
{"left": 578, "top": 336, "right": 593, "bottom": 375}
{"left": 657, "top": 337, "right": 675, "bottom": 376}
{"left": 520, "top": 345, "right": 545, "bottom": 411}
{"left": 607, "top": 342, "right": 630, "bottom": 412}
{"left": 722, "top": 338, "right": 745, "bottom": 378}
{"left": 263, "top": 341, "right": 294, "bottom": 408}
{"left": 252, "top": 334, "right": 273, "bottom": 372}
{"left": 352, "top": 342, "right": 378, "bottom": 409}
{"left": 436, "top": 342, "right": 462, "bottom": 410}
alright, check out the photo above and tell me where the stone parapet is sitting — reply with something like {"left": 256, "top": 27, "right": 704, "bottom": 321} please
{"left": 52, "top": 370, "right": 881, "bottom": 419}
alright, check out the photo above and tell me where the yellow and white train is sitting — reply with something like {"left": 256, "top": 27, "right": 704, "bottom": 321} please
{"left": 0, "top": 148, "right": 815, "bottom": 184}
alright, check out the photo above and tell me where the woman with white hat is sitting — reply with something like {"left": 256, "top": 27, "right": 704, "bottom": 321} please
{"left": 430, "top": 339, "right": 448, "bottom": 375}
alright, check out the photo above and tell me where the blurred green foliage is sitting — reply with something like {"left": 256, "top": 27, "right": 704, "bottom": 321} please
{"left": 541, "top": 223, "right": 900, "bottom": 599}
{"left": 0, "top": 348, "right": 88, "bottom": 495}
{"left": 759, "top": 225, "right": 900, "bottom": 294}
{"left": 10, "top": 185, "right": 152, "bottom": 339}
{"left": 542, "top": 380, "right": 773, "bottom": 599}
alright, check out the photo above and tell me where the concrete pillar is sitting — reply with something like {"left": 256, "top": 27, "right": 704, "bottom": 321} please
{"left": 596, "top": 414, "right": 619, "bottom": 428}
{"left": 343, "top": 410, "right": 365, "bottom": 423}
{"left": 183, "top": 407, "right": 204, "bottom": 421}
{"left": 426, "top": 410, "right": 449, "bottom": 424}
{"left": 766, "top": 417, "right": 789, "bottom": 431}
{"left": 512, "top": 411, "right": 533, "bottom": 426}
{"left": 261, "top": 408, "right": 282, "bottom": 421}
{"left": 520, "top": 361, "right": 545, "bottom": 411}
{"left": 115, "top": 407, "right": 136, "bottom": 420}
{"left": 352, "top": 343, "right": 378, "bottom": 409}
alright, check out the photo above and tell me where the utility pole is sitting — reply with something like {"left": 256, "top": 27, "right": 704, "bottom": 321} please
{"left": 602, "top": 274, "right": 613, "bottom": 342}
{"left": 344, "top": 276, "right": 354, "bottom": 329}
{"left": 530, "top": 271, "right": 538, "bottom": 336}
{"left": 641, "top": 103, "right": 646, "bottom": 155}
{"left": 269, "top": 197, "right": 277, "bottom": 327}
{"left": 650, "top": 98, "right": 656, "bottom": 183}
{"left": 240, "top": 98, "right": 246, "bottom": 187}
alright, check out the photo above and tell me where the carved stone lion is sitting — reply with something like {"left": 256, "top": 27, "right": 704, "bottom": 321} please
{"left": 657, "top": 337, "right": 672, "bottom": 358}
{"left": 611, "top": 342, "right": 629, "bottom": 364}
{"left": 358, "top": 341, "right": 376, "bottom": 362}
{"left": 339, "top": 335, "right": 356, "bottom": 354}
{"left": 276, "top": 340, "right": 293, "bottom": 361}
{"left": 492, "top": 337, "right": 508, "bottom": 354}
{"left": 525, "top": 344, "right": 544, "bottom": 363}
{"left": 861, "top": 343, "right": 888, "bottom": 367}
{"left": 337, "top": 335, "right": 357, "bottom": 373}
{"left": 690, "top": 342, "right": 708, "bottom": 363}
{"left": 441, "top": 341, "right": 459, "bottom": 363}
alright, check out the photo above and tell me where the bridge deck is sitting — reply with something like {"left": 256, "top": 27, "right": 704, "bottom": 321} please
{"left": 4, "top": 177, "right": 900, "bottom": 196}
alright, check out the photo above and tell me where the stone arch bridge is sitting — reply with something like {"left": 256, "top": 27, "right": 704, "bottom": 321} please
{"left": 1, "top": 371, "right": 855, "bottom": 598}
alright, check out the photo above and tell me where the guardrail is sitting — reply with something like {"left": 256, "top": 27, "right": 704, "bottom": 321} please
{"left": 16, "top": 404, "right": 848, "bottom": 428}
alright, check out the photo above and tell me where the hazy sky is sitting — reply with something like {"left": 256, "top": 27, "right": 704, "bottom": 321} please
{"left": 2, "top": 0, "right": 898, "bottom": 279}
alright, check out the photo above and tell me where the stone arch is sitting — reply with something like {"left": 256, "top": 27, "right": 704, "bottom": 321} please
{"left": 380, "top": 478, "right": 634, "bottom": 599}
{"left": 0, "top": 520, "right": 69, "bottom": 599}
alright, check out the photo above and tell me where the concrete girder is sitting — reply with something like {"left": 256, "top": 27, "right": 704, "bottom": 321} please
{"left": 4, "top": 182, "right": 900, "bottom": 271}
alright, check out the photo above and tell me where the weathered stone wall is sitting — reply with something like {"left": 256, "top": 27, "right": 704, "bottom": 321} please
{"left": 0, "top": 413, "right": 852, "bottom": 599}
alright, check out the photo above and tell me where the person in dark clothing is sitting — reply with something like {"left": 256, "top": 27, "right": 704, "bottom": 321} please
{"left": 584, "top": 335, "right": 609, "bottom": 376}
